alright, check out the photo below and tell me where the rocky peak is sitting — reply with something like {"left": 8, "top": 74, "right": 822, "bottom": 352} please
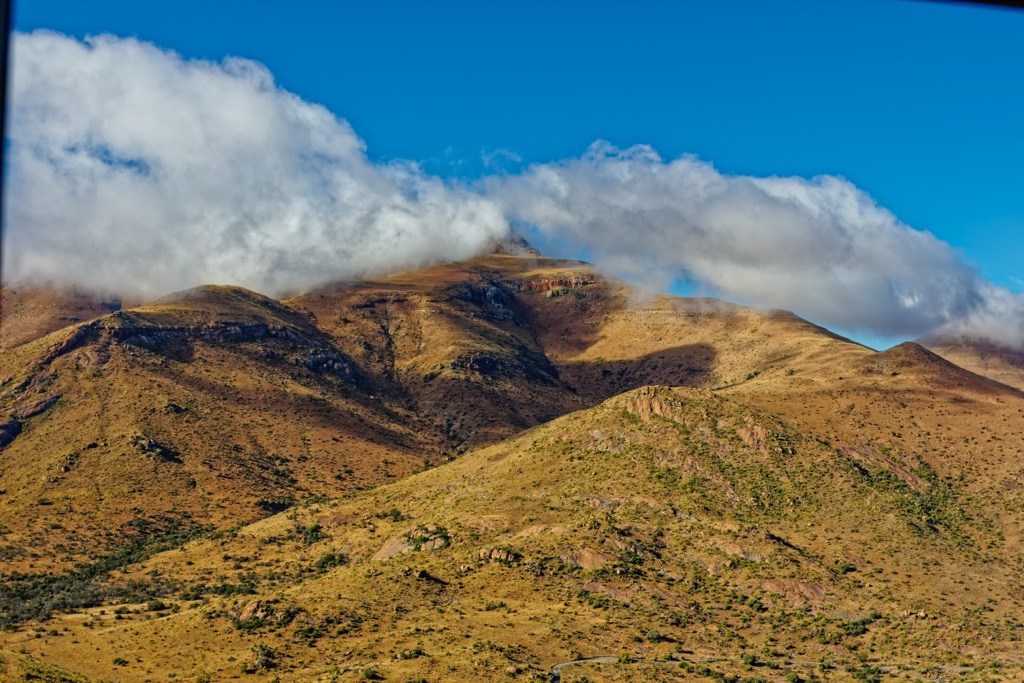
{"left": 489, "top": 232, "right": 543, "bottom": 257}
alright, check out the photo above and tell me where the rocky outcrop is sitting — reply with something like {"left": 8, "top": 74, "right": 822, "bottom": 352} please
{"left": 758, "top": 579, "right": 826, "bottom": 606}
{"left": 476, "top": 546, "right": 522, "bottom": 564}
{"left": 510, "top": 274, "right": 597, "bottom": 293}
{"left": 559, "top": 547, "right": 616, "bottom": 570}
{"left": 299, "top": 350, "right": 357, "bottom": 381}
{"left": 237, "top": 600, "right": 272, "bottom": 624}
{"left": 129, "top": 434, "right": 180, "bottom": 462}
{"left": 622, "top": 387, "right": 711, "bottom": 424}
{"left": 75, "top": 347, "right": 110, "bottom": 366}
{"left": 450, "top": 283, "right": 520, "bottom": 322}
{"left": 38, "top": 323, "right": 100, "bottom": 365}
{"left": 373, "top": 524, "right": 450, "bottom": 561}
{"left": 112, "top": 319, "right": 310, "bottom": 350}
{"left": 443, "top": 345, "right": 561, "bottom": 386}
{"left": 11, "top": 393, "right": 61, "bottom": 419}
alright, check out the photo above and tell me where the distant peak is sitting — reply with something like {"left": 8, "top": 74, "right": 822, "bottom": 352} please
{"left": 490, "top": 233, "right": 543, "bottom": 257}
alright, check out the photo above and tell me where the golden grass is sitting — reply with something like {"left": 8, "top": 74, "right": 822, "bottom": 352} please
{"left": 2, "top": 253, "right": 1023, "bottom": 680}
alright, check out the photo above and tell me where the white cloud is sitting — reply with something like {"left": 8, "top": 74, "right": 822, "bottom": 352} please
{"left": 6, "top": 32, "right": 1022, "bottom": 350}
{"left": 482, "top": 148, "right": 523, "bottom": 170}
{"left": 930, "top": 283, "right": 1024, "bottom": 350}
{"left": 490, "top": 141, "right": 1022, "bottom": 343}
{"left": 4, "top": 31, "right": 510, "bottom": 298}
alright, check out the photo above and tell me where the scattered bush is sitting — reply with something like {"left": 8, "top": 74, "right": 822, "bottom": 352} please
{"left": 146, "top": 599, "right": 167, "bottom": 612}
{"left": 293, "top": 523, "right": 325, "bottom": 546}
{"left": 314, "top": 550, "right": 348, "bottom": 572}
{"left": 375, "top": 507, "right": 409, "bottom": 522}
{"left": 0, "top": 517, "right": 209, "bottom": 626}
{"left": 243, "top": 642, "right": 277, "bottom": 673}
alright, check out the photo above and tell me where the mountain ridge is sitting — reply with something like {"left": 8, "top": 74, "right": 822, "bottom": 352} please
{"left": 2, "top": 252, "right": 1024, "bottom": 680}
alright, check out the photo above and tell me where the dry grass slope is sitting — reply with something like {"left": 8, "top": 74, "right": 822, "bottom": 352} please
{"left": 4, "top": 385, "right": 1022, "bottom": 681}
{"left": 921, "top": 335, "right": 1024, "bottom": 392}
{"left": 2, "top": 251, "right": 1023, "bottom": 681}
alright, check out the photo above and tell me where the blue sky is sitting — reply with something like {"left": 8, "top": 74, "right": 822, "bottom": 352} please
{"left": 10, "top": 0, "right": 1024, "bottom": 347}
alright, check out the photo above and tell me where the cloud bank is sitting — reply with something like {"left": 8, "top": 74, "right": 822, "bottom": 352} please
{"left": 5, "top": 31, "right": 510, "bottom": 298}
{"left": 5, "top": 31, "right": 1022, "bottom": 348}
{"left": 489, "top": 142, "right": 994, "bottom": 340}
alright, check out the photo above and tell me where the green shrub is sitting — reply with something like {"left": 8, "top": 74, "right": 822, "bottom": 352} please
{"left": 243, "top": 643, "right": 277, "bottom": 673}
{"left": 146, "top": 599, "right": 167, "bottom": 612}
{"left": 375, "top": 507, "right": 409, "bottom": 522}
{"left": 314, "top": 550, "right": 348, "bottom": 572}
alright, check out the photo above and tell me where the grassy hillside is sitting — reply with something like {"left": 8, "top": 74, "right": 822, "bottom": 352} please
{"left": 0, "top": 286, "right": 435, "bottom": 573}
{"left": 4, "top": 386, "right": 1021, "bottom": 681}
{"left": 0, "top": 254, "right": 881, "bottom": 574}
{"left": 2, "top": 252, "right": 1023, "bottom": 681}
{"left": 920, "top": 335, "right": 1024, "bottom": 392}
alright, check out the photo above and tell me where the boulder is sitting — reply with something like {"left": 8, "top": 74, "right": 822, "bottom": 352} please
{"left": 13, "top": 393, "right": 61, "bottom": 419}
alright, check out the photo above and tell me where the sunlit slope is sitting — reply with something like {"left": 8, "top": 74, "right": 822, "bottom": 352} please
{"left": 0, "top": 286, "right": 435, "bottom": 571}
{"left": 0, "top": 284, "right": 128, "bottom": 350}
{"left": 10, "top": 386, "right": 1023, "bottom": 681}
{"left": 289, "top": 251, "right": 879, "bottom": 448}
{"left": 727, "top": 341, "right": 1024, "bottom": 492}
{"left": 920, "top": 334, "right": 1024, "bottom": 392}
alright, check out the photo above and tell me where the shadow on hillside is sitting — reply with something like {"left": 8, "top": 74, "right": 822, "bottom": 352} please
{"left": 556, "top": 343, "right": 717, "bottom": 404}
{"left": 144, "top": 355, "right": 425, "bottom": 455}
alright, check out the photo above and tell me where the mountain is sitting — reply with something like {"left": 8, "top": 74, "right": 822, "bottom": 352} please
{"left": 2, "top": 249, "right": 1024, "bottom": 680}
{"left": 0, "top": 285, "right": 437, "bottom": 573}
{"left": 0, "top": 252, "right": 876, "bottom": 573}
{"left": 919, "top": 334, "right": 1024, "bottom": 392}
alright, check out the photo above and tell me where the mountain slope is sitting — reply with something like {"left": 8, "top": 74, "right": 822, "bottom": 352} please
{"left": 0, "top": 286, "right": 436, "bottom": 572}
{"left": 6, "top": 385, "right": 1021, "bottom": 681}
{"left": 288, "top": 251, "right": 878, "bottom": 446}
{"left": 920, "top": 334, "right": 1024, "bottom": 392}
{"left": 4, "top": 251, "right": 1024, "bottom": 680}
{"left": 4, "top": 251, "right": 1020, "bottom": 578}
